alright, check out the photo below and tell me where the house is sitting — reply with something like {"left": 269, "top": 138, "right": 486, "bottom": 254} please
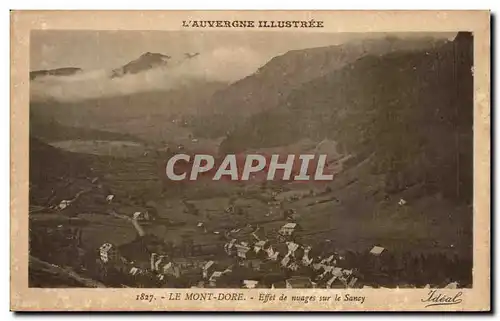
{"left": 273, "top": 243, "right": 289, "bottom": 260}
{"left": 202, "top": 260, "right": 215, "bottom": 279}
{"left": 170, "top": 258, "right": 199, "bottom": 270}
{"left": 286, "top": 241, "right": 300, "bottom": 257}
{"left": 253, "top": 240, "right": 269, "bottom": 254}
{"left": 58, "top": 200, "right": 72, "bottom": 210}
{"left": 268, "top": 252, "right": 279, "bottom": 261}
{"left": 196, "top": 222, "right": 207, "bottom": 233}
{"left": 222, "top": 265, "right": 233, "bottom": 274}
{"left": 288, "top": 262, "right": 299, "bottom": 271}
{"left": 231, "top": 224, "right": 257, "bottom": 241}
{"left": 280, "top": 255, "right": 291, "bottom": 268}
{"left": 266, "top": 246, "right": 279, "bottom": 261}
{"left": 243, "top": 280, "right": 259, "bottom": 289}
{"left": 332, "top": 267, "right": 344, "bottom": 277}
{"left": 312, "top": 263, "right": 325, "bottom": 271}
{"left": 320, "top": 255, "right": 336, "bottom": 265}
{"left": 279, "top": 223, "right": 299, "bottom": 237}
{"left": 208, "top": 271, "right": 224, "bottom": 287}
{"left": 286, "top": 276, "right": 315, "bottom": 289}
{"left": 369, "top": 246, "right": 385, "bottom": 256}
{"left": 224, "top": 239, "right": 237, "bottom": 255}
{"left": 324, "top": 275, "right": 348, "bottom": 289}
{"left": 129, "top": 267, "right": 142, "bottom": 276}
{"left": 161, "top": 262, "right": 181, "bottom": 278}
{"left": 322, "top": 269, "right": 356, "bottom": 288}
{"left": 235, "top": 243, "right": 251, "bottom": 259}
{"left": 150, "top": 253, "right": 168, "bottom": 271}
{"left": 133, "top": 211, "right": 150, "bottom": 221}
{"left": 316, "top": 265, "right": 340, "bottom": 281}
{"left": 243, "top": 259, "right": 263, "bottom": 271}
{"left": 347, "top": 276, "right": 358, "bottom": 288}
{"left": 302, "top": 246, "right": 313, "bottom": 266}
{"left": 191, "top": 280, "right": 205, "bottom": 288}
{"left": 325, "top": 275, "right": 338, "bottom": 288}
{"left": 99, "top": 243, "right": 120, "bottom": 263}
{"left": 284, "top": 209, "right": 298, "bottom": 221}
{"left": 342, "top": 269, "right": 353, "bottom": 277}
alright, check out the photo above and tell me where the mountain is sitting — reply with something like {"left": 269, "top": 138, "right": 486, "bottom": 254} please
{"left": 29, "top": 50, "right": 227, "bottom": 142}
{"left": 30, "top": 67, "right": 82, "bottom": 80}
{"left": 30, "top": 80, "right": 227, "bottom": 143}
{"left": 111, "top": 52, "right": 171, "bottom": 78}
{"left": 189, "top": 36, "right": 449, "bottom": 138}
{"left": 221, "top": 32, "right": 473, "bottom": 203}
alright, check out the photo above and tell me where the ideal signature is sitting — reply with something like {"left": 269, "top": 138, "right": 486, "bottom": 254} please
{"left": 421, "top": 290, "right": 463, "bottom": 308}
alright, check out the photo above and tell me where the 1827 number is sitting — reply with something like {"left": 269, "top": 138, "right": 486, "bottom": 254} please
{"left": 136, "top": 293, "right": 155, "bottom": 302}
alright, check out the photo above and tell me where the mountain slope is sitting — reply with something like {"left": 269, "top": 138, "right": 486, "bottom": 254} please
{"left": 190, "top": 35, "right": 448, "bottom": 138}
{"left": 30, "top": 80, "right": 226, "bottom": 143}
{"left": 221, "top": 32, "right": 473, "bottom": 203}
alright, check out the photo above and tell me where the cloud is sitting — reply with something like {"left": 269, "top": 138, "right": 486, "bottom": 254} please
{"left": 30, "top": 46, "right": 269, "bottom": 103}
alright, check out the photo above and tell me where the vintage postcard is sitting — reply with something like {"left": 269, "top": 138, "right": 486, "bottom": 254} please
{"left": 10, "top": 10, "right": 490, "bottom": 311}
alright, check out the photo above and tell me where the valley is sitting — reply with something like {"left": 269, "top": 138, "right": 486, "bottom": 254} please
{"left": 28, "top": 32, "right": 473, "bottom": 289}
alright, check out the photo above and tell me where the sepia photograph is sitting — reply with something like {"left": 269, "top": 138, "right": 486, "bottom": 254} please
{"left": 11, "top": 10, "right": 490, "bottom": 311}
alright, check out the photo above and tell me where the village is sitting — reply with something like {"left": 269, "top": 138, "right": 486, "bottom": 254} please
{"left": 29, "top": 173, "right": 471, "bottom": 289}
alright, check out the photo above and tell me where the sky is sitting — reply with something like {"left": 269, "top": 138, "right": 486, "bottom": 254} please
{"left": 30, "top": 30, "right": 455, "bottom": 71}
{"left": 29, "top": 30, "right": 456, "bottom": 102}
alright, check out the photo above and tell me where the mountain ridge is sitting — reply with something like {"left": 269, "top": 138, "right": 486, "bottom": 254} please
{"left": 220, "top": 32, "right": 473, "bottom": 203}
{"left": 110, "top": 52, "right": 172, "bottom": 78}
{"left": 189, "top": 35, "right": 450, "bottom": 138}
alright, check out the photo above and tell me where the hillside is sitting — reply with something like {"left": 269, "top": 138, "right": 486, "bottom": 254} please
{"left": 189, "top": 36, "right": 448, "bottom": 138}
{"left": 29, "top": 136, "right": 93, "bottom": 204}
{"left": 30, "top": 137, "right": 92, "bottom": 181}
{"left": 30, "top": 80, "right": 226, "bottom": 143}
{"left": 221, "top": 32, "right": 473, "bottom": 203}
{"left": 30, "top": 110, "right": 142, "bottom": 143}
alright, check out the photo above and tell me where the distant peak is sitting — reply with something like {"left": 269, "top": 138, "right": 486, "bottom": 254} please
{"left": 184, "top": 52, "right": 200, "bottom": 59}
{"left": 140, "top": 52, "right": 171, "bottom": 59}
{"left": 111, "top": 52, "right": 171, "bottom": 78}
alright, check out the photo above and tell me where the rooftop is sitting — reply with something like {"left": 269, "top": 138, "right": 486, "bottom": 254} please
{"left": 370, "top": 246, "right": 385, "bottom": 256}
{"left": 282, "top": 223, "right": 297, "bottom": 229}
